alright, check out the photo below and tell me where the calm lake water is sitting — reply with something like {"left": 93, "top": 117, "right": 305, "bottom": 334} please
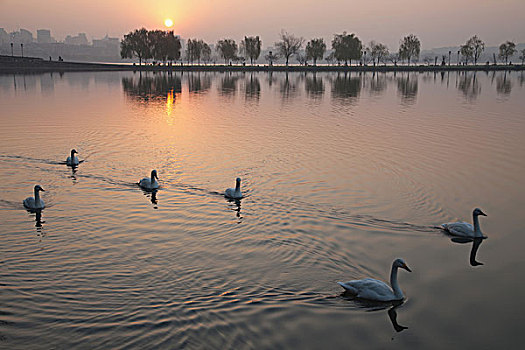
{"left": 1, "top": 70, "right": 524, "bottom": 349}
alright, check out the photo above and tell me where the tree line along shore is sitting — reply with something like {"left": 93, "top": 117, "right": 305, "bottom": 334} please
{"left": 2, "top": 28, "right": 524, "bottom": 72}
{"left": 120, "top": 29, "right": 524, "bottom": 67}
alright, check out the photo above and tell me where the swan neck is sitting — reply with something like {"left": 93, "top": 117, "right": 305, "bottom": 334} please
{"left": 390, "top": 265, "right": 403, "bottom": 299}
{"left": 34, "top": 188, "right": 40, "bottom": 202}
{"left": 235, "top": 182, "right": 240, "bottom": 191}
{"left": 473, "top": 213, "right": 482, "bottom": 237}
{"left": 71, "top": 150, "right": 75, "bottom": 159}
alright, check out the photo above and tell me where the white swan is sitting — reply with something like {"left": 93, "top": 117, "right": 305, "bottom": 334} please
{"left": 338, "top": 258, "right": 412, "bottom": 301}
{"left": 66, "top": 149, "right": 79, "bottom": 166}
{"left": 23, "top": 185, "right": 45, "bottom": 210}
{"left": 225, "top": 177, "right": 242, "bottom": 199}
{"left": 139, "top": 169, "right": 159, "bottom": 190}
{"left": 441, "top": 208, "right": 487, "bottom": 238}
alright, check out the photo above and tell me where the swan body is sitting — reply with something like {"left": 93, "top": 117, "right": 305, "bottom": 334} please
{"left": 66, "top": 149, "right": 79, "bottom": 166}
{"left": 23, "top": 185, "right": 45, "bottom": 210}
{"left": 441, "top": 208, "right": 487, "bottom": 238}
{"left": 139, "top": 169, "right": 159, "bottom": 190}
{"left": 338, "top": 258, "right": 411, "bottom": 302}
{"left": 225, "top": 177, "right": 243, "bottom": 199}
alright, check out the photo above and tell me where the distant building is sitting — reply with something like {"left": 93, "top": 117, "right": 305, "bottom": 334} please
{"left": 92, "top": 34, "right": 119, "bottom": 49}
{"left": 37, "top": 29, "right": 55, "bottom": 44}
{"left": 0, "top": 28, "right": 9, "bottom": 44}
{"left": 10, "top": 28, "right": 34, "bottom": 44}
{"left": 65, "top": 33, "right": 88, "bottom": 46}
{"left": 92, "top": 35, "right": 120, "bottom": 58}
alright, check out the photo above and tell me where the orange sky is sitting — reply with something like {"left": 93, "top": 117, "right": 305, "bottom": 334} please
{"left": 1, "top": 0, "right": 524, "bottom": 49}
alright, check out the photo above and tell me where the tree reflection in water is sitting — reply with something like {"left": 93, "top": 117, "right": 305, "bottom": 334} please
{"left": 219, "top": 72, "right": 240, "bottom": 96}
{"left": 244, "top": 73, "right": 261, "bottom": 100}
{"left": 368, "top": 72, "right": 387, "bottom": 96}
{"left": 280, "top": 72, "right": 298, "bottom": 100}
{"left": 496, "top": 71, "right": 512, "bottom": 95}
{"left": 304, "top": 72, "right": 324, "bottom": 98}
{"left": 457, "top": 72, "right": 481, "bottom": 102}
{"left": 188, "top": 72, "right": 212, "bottom": 94}
{"left": 266, "top": 71, "right": 278, "bottom": 88}
{"left": 122, "top": 72, "right": 182, "bottom": 102}
{"left": 331, "top": 72, "right": 361, "bottom": 102}
{"left": 396, "top": 72, "right": 418, "bottom": 104}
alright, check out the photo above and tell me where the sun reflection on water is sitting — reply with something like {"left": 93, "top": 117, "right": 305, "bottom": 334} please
{"left": 166, "top": 89, "right": 174, "bottom": 125}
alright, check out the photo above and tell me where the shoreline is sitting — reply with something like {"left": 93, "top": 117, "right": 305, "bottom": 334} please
{"left": 1, "top": 55, "right": 524, "bottom": 73}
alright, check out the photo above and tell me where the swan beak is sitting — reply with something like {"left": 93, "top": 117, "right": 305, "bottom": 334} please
{"left": 403, "top": 264, "right": 412, "bottom": 272}
{"left": 40, "top": 188, "right": 45, "bottom": 192}
{"left": 480, "top": 211, "right": 487, "bottom": 216}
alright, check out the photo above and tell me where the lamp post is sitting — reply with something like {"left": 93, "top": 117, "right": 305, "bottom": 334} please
{"left": 457, "top": 50, "right": 460, "bottom": 66}
{"left": 363, "top": 51, "right": 367, "bottom": 66}
{"left": 21, "top": 43, "right": 24, "bottom": 57}
{"left": 10, "top": 42, "right": 13, "bottom": 56}
{"left": 448, "top": 50, "right": 451, "bottom": 66}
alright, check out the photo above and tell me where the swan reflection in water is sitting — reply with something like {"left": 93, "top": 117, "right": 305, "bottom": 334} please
{"left": 140, "top": 188, "right": 159, "bottom": 209}
{"left": 69, "top": 165, "right": 78, "bottom": 182}
{"left": 388, "top": 301, "right": 408, "bottom": 332}
{"left": 340, "top": 292, "right": 408, "bottom": 333}
{"left": 226, "top": 197, "right": 243, "bottom": 222}
{"left": 26, "top": 208, "right": 45, "bottom": 237}
{"left": 450, "top": 236, "right": 485, "bottom": 266}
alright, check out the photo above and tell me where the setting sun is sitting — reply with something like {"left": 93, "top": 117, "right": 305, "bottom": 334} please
{"left": 164, "top": 18, "right": 173, "bottom": 28}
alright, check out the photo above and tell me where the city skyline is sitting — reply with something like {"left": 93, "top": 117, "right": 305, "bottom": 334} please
{"left": 1, "top": 0, "right": 525, "bottom": 50}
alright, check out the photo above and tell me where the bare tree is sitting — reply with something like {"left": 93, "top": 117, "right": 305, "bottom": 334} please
{"left": 460, "top": 43, "right": 474, "bottom": 64}
{"left": 201, "top": 42, "right": 212, "bottom": 65}
{"left": 499, "top": 41, "right": 516, "bottom": 64}
{"left": 265, "top": 50, "right": 279, "bottom": 66}
{"left": 466, "top": 35, "right": 484, "bottom": 64}
{"left": 185, "top": 39, "right": 208, "bottom": 64}
{"left": 275, "top": 30, "right": 304, "bottom": 66}
{"left": 296, "top": 53, "right": 307, "bottom": 65}
{"left": 387, "top": 53, "right": 400, "bottom": 66}
{"left": 217, "top": 39, "right": 238, "bottom": 64}
{"left": 325, "top": 52, "right": 335, "bottom": 65}
{"left": 519, "top": 48, "right": 525, "bottom": 65}
{"left": 242, "top": 36, "right": 262, "bottom": 64}
{"left": 369, "top": 41, "right": 389, "bottom": 65}
{"left": 398, "top": 34, "right": 421, "bottom": 65}
{"left": 305, "top": 38, "right": 326, "bottom": 66}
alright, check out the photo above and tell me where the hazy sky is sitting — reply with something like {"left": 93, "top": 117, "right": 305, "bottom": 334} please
{"left": 1, "top": 0, "right": 524, "bottom": 49}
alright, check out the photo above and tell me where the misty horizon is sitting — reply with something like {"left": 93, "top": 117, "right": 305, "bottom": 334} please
{"left": 1, "top": 0, "right": 524, "bottom": 50}
{"left": 2, "top": 26, "right": 525, "bottom": 53}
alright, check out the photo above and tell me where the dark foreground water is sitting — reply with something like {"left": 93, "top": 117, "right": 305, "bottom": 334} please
{"left": 1, "top": 70, "right": 524, "bottom": 349}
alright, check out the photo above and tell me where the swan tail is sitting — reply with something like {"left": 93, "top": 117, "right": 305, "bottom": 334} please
{"left": 338, "top": 282, "right": 358, "bottom": 294}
